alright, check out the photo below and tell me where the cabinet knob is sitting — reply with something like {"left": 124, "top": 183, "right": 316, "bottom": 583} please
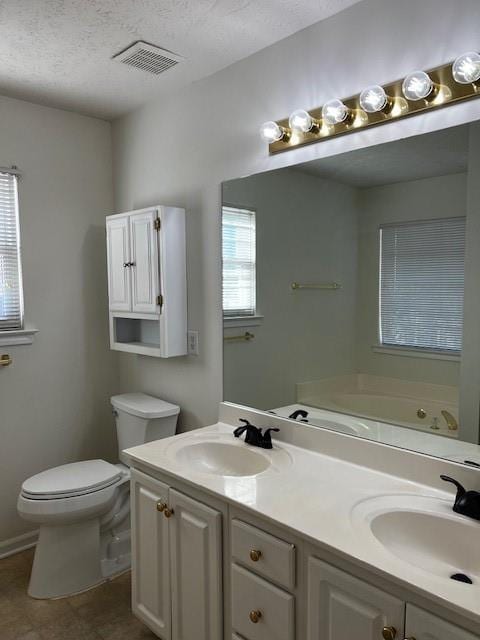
{"left": 382, "top": 627, "right": 397, "bottom": 640}
{"left": 164, "top": 507, "right": 174, "bottom": 518}
{"left": 156, "top": 501, "right": 167, "bottom": 512}
{"left": 249, "top": 610, "right": 262, "bottom": 623}
{"left": 249, "top": 549, "right": 262, "bottom": 562}
{"left": 123, "top": 262, "right": 129, "bottom": 268}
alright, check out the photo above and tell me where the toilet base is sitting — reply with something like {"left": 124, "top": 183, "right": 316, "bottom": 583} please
{"left": 28, "top": 518, "right": 131, "bottom": 599}
{"left": 29, "top": 520, "right": 103, "bottom": 599}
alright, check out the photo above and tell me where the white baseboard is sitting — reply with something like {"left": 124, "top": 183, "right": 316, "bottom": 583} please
{"left": 0, "top": 530, "right": 38, "bottom": 559}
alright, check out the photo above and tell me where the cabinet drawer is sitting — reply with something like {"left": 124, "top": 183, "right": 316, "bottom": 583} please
{"left": 231, "top": 563, "right": 295, "bottom": 640}
{"left": 231, "top": 519, "right": 295, "bottom": 589}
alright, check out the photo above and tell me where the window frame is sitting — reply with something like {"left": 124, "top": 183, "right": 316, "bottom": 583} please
{"left": 377, "top": 216, "right": 465, "bottom": 357}
{"left": 0, "top": 168, "right": 36, "bottom": 346}
{"left": 221, "top": 204, "right": 257, "bottom": 320}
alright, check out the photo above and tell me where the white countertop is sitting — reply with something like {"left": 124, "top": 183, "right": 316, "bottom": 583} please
{"left": 125, "top": 421, "right": 480, "bottom": 626}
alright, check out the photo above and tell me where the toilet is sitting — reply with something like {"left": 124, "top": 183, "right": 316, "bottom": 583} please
{"left": 17, "top": 393, "right": 179, "bottom": 599}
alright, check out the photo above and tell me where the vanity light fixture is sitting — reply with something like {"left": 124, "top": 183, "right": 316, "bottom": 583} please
{"left": 262, "top": 53, "right": 480, "bottom": 154}
{"left": 259, "top": 120, "right": 290, "bottom": 143}
{"left": 288, "top": 109, "right": 320, "bottom": 133}
{"left": 401, "top": 70, "right": 436, "bottom": 101}
{"left": 452, "top": 51, "right": 480, "bottom": 85}
{"left": 359, "top": 85, "right": 391, "bottom": 113}
{"left": 321, "top": 99, "right": 352, "bottom": 125}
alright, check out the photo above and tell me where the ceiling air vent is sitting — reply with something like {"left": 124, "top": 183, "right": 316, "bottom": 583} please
{"left": 113, "top": 41, "right": 182, "bottom": 75}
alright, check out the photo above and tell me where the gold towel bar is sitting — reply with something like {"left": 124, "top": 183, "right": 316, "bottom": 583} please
{"left": 291, "top": 282, "right": 341, "bottom": 290}
{"left": 224, "top": 332, "right": 255, "bottom": 343}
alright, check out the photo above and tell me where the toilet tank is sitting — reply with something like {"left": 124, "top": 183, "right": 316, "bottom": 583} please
{"left": 110, "top": 393, "right": 180, "bottom": 465}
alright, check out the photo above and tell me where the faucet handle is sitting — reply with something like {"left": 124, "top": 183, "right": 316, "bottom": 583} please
{"left": 440, "top": 475, "right": 466, "bottom": 502}
{"left": 261, "top": 427, "right": 280, "bottom": 449}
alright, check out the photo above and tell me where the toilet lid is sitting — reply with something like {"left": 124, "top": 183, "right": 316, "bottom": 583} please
{"left": 22, "top": 460, "right": 123, "bottom": 500}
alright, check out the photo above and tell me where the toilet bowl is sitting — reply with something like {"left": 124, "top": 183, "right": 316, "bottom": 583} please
{"left": 18, "top": 393, "right": 179, "bottom": 599}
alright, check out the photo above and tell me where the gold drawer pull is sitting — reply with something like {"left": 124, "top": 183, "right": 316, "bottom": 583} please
{"left": 382, "top": 627, "right": 396, "bottom": 640}
{"left": 249, "top": 610, "right": 262, "bottom": 624}
{"left": 249, "top": 549, "right": 262, "bottom": 562}
{"left": 0, "top": 354, "right": 12, "bottom": 367}
{"left": 156, "top": 501, "right": 167, "bottom": 512}
{"left": 164, "top": 507, "right": 174, "bottom": 518}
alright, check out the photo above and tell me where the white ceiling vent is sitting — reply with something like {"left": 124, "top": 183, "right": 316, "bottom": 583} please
{"left": 113, "top": 41, "right": 183, "bottom": 75}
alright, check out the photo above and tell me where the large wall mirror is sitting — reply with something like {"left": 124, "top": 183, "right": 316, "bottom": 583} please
{"left": 222, "top": 122, "right": 480, "bottom": 467}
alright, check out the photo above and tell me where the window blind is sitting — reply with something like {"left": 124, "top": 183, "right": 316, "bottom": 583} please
{"left": 379, "top": 217, "right": 465, "bottom": 353}
{"left": 0, "top": 171, "right": 23, "bottom": 330}
{"left": 222, "top": 206, "right": 256, "bottom": 317}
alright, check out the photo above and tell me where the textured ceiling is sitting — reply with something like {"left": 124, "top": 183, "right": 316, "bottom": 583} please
{"left": 294, "top": 125, "right": 470, "bottom": 188}
{"left": 0, "top": 0, "right": 363, "bottom": 120}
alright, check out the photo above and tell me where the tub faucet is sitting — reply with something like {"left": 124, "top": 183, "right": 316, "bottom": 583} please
{"left": 289, "top": 409, "right": 309, "bottom": 422}
{"left": 441, "top": 410, "right": 458, "bottom": 431}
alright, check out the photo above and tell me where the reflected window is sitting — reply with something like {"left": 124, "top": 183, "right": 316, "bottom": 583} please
{"left": 222, "top": 206, "right": 256, "bottom": 317}
{"left": 379, "top": 217, "right": 465, "bottom": 353}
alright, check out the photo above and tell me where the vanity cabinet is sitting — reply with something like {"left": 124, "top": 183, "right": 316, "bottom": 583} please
{"left": 405, "top": 605, "right": 479, "bottom": 640}
{"left": 307, "top": 558, "right": 405, "bottom": 640}
{"left": 130, "top": 470, "right": 223, "bottom": 640}
{"left": 106, "top": 205, "right": 187, "bottom": 357}
{"left": 129, "top": 466, "right": 480, "bottom": 640}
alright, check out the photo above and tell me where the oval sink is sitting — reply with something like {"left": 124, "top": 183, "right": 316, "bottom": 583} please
{"left": 174, "top": 441, "right": 271, "bottom": 477}
{"left": 351, "top": 494, "right": 480, "bottom": 583}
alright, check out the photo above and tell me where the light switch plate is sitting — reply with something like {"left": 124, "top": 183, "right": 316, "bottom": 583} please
{"left": 187, "top": 330, "right": 199, "bottom": 356}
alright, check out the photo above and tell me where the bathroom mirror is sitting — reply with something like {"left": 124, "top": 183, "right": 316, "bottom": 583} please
{"left": 222, "top": 122, "right": 480, "bottom": 466}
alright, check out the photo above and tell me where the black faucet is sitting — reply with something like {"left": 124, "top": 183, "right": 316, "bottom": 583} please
{"left": 233, "top": 419, "right": 280, "bottom": 449}
{"left": 441, "top": 475, "right": 480, "bottom": 521}
{"left": 289, "top": 409, "right": 309, "bottom": 422}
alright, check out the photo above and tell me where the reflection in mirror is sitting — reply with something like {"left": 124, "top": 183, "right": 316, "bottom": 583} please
{"left": 222, "top": 123, "right": 480, "bottom": 467}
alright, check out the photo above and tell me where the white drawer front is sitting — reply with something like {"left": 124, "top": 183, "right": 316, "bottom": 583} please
{"left": 231, "top": 563, "right": 295, "bottom": 640}
{"left": 231, "top": 518, "right": 295, "bottom": 589}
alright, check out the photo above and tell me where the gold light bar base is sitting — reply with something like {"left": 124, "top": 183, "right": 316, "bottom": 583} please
{"left": 269, "top": 60, "right": 480, "bottom": 154}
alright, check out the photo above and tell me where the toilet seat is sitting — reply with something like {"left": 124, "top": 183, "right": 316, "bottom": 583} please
{"left": 21, "top": 460, "right": 123, "bottom": 500}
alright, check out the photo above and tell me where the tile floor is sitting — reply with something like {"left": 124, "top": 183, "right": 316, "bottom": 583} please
{"left": 0, "top": 548, "right": 157, "bottom": 639}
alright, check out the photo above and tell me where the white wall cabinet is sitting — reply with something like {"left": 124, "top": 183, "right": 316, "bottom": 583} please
{"left": 130, "top": 470, "right": 222, "bottom": 640}
{"left": 106, "top": 205, "right": 187, "bottom": 357}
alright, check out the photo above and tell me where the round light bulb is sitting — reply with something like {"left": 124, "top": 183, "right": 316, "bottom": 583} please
{"left": 359, "top": 85, "right": 388, "bottom": 113}
{"left": 259, "top": 121, "right": 284, "bottom": 143}
{"left": 322, "top": 99, "right": 349, "bottom": 125}
{"left": 452, "top": 51, "right": 480, "bottom": 84}
{"left": 288, "top": 109, "right": 314, "bottom": 133}
{"left": 402, "top": 71, "right": 433, "bottom": 100}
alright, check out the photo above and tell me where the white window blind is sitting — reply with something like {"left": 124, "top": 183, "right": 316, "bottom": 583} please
{"left": 222, "top": 206, "right": 256, "bottom": 317}
{"left": 379, "top": 217, "right": 465, "bottom": 353}
{"left": 0, "top": 171, "right": 23, "bottom": 330}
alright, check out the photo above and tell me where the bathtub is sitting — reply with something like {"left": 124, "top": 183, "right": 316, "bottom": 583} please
{"left": 296, "top": 374, "right": 459, "bottom": 437}
{"left": 273, "top": 403, "right": 480, "bottom": 466}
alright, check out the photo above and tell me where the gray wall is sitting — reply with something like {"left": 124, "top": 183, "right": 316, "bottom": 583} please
{"left": 0, "top": 96, "right": 118, "bottom": 546}
{"left": 112, "top": 0, "right": 480, "bottom": 432}
{"left": 356, "top": 172, "right": 466, "bottom": 386}
{"left": 223, "top": 169, "right": 358, "bottom": 409}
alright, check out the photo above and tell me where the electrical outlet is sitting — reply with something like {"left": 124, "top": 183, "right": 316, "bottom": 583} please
{"left": 187, "top": 330, "right": 199, "bottom": 356}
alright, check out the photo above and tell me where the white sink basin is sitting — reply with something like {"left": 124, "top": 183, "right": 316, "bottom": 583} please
{"left": 166, "top": 434, "right": 292, "bottom": 477}
{"left": 351, "top": 494, "right": 480, "bottom": 584}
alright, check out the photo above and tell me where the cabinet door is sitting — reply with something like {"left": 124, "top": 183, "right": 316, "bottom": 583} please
{"left": 106, "top": 216, "right": 131, "bottom": 311}
{"left": 169, "top": 489, "right": 223, "bottom": 640}
{"left": 131, "top": 470, "right": 171, "bottom": 639}
{"left": 307, "top": 558, "right": 405, "bottom": 640}
{"left": 406, "top": 605, "right": 478, "bottom": 640}
{"left": 130, "top": 210, "right": 160, "bottom": 314}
